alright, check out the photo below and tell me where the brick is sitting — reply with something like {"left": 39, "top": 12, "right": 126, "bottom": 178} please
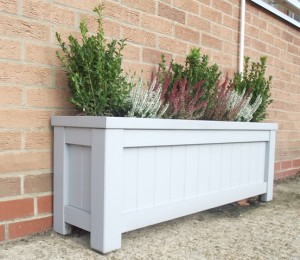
{"left": 223, "top": 14, "right": 239, "bottom": 31}
{"left": 159, "top": 37, "right": 187, "bottom": 55}
{"left": 275, "top": 169, "right": 298, "bottom": 180}
{"left": 293, "top": 159, "right": 300, "bottom": 168}
{"left": 0, "top": 224, "right": 4, "bottom": 241}
{"left": 158, "top": 2, "right": 186, "bottom": 24}
{"left": 9, "top": 216, "right": 52, "bottom": 239}
{"left": 122, "top": 0, "right": 155, "bottom": 14}
{"left": 0, "top": 63, "right": 52, "bottom": 87}
{"left": 141, "top": 14, "right": 173, "bottom": 35}
{"left": 287, "top": 44, "right": 298, "bottom": 55}
{"left": 25, "top": 44, "right": 60, "bottom": 66}
{"left": 187, "top": 14, "right": 211, "bottom": 32}
{"left": 105, "top": 1, "right": 140, "bottom": 25}
{"left": 24, "top": 173, "right": 52, "bottom": 194}
{"left": 0, "top": 198, "right": 34, "bottom": 221}
{"left": 201, "top": 5, "right": 222, "bottom": 24}
{"left": 0, "top": 177, "right": 21, "bottom": 198}
{"left": 37, "top": 195, "right": 53, "bottom": 214}
{"left": 251, "top": 38, "right": 267, "bottom": 53}
{"left": 175, "top": 25, "right": 199, "bottom": 44}
{"left": 122, "top": 61, "right": 154, "bottom": 80}
{"left": 142, "top": 48, "right": 172, "bottom": 64}
{"left": 201, "top": 34, "right": 222, "bottom": 50}
{"left": 173, "top": 0, "right": 199, "bottom": 14}
{"left": 281, "top": 160, "right": 292, "bottom": 170}
{"left": 26, "top": 88, "right": 72, "bottom": 109}
{"left": 122, "top": 26, "right": 156, "bottom": 47}
{"left": 0, "top": 86, "right": 22, "bottom": 106}
{"left": 0, "top": 39, "right": 21, "bottom": 60}
{"left": 0, "top": 132, "right": 21, "bottom": 150}
{"left": 23, "top": 0, "right": 75, "bottom": 26}
{"left": 79, "top": 14, "right": 120, "bottom": 38}
{"left": 0, "top": 152, "right": 51, "bottom": 174}
{"left": 274, "top": 162, "right": 281, "bottom": 171}
{"left": 0, "top": 109, "right": 52, "bottom": 128}
{"left": 281, "top": 30, "right": 293, "bottom": 42}
{"left": 25, "top": 131, "right": 52, "bottom": 150}
{"left": 0, "top": 0, "right": 18, "bottom": 13}
{"left": 211, "top": 0, "right": 232, "bottom": 15}
{"left": 53, "top": 0, "right": 99, "bottom": 11}
{"left": 0, "top": 15, "right": 50, "bottom": 42}
{"left": 123, "top": 44, "right": 141, "bottom": 61}
{"left": 55, "top": 70, "right": 68, "bottom": 88}
{"left": 211, "top": 24, "right": 233, "bottom": 41}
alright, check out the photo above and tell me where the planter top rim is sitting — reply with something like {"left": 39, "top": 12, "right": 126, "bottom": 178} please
{"left": 51, "top": 116, "right": 278, "bottom": 131}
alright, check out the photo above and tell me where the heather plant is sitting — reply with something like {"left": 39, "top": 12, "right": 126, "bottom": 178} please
{"left": 56, "top": 5, "right": 133, "bottom": 116}
{"left": 232, "top": 56, "right": 272, "bottom": 122}
{"left": 203, "top": 76, "right": 254, "bottom": 121}
{"left": 158, "top": 48, "right": 221, "bottom": 112}
{"left": 152, "top": 66, "right": 208, "bottom": 119}
{"left": 127, "top": 78, "right": 168, "bottom": 118}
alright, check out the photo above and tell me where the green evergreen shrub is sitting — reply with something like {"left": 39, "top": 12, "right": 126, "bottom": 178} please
{"left": 56, "top": 5, "right": 133, "bottom": 116}
{"left": 232, "top": 56, "right": 272, "bottom": 122}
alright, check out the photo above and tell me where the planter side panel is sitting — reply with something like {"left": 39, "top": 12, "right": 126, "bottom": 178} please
{"left": 122, "top": 142, "right": 266, "bottom": 215}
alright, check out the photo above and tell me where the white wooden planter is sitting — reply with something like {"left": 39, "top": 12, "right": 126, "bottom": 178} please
{"left": 51, "top": 116, "right": 277, "bottom": 254}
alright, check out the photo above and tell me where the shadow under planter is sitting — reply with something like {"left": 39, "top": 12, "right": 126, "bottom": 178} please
{"left": 51, "top": 116, "right": 277, "bottom": 254}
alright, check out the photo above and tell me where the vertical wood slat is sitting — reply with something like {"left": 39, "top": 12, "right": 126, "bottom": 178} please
{"left": 81, "top": 147, "right": 91, "bottom": 212}
{"left": 137, "top": 148, "right": 156, "bottom": 209}
{"left": 68, "top": 145, "right": 83, "bottom": 209}
{"left": 154, "top": 147, "right": 172, "bottom": 206}
{"left": 170, "top": 146, "right": 186, "bottom": 202}
{"left": 90, "top": 129, "right": 123, "bottom": 253}
{"left": 198, "top": 145, "right": 211, "bottom": 195}
{"left": 53, "top": 126, "right": 72, "bottom": 235}
{"left": 184, "top": 146, "right": 199, "bottom": 199}
{"left": 261, "top": 131, "right": 276, "bottom": 201}
{"left": 122, "top": 149, "right": 138, "bottom": 214}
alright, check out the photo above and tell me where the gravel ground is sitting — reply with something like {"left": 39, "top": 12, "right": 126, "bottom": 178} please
{"left": 1, "top": 174, "right": 299, "bottom": 260}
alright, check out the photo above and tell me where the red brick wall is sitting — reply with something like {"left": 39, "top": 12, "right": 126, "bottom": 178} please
{"left": 0, "top": 0, "right": 299, "bottom": 242}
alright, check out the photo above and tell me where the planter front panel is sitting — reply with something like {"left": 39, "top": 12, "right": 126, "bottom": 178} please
{"left": 52, "top": 117, "right": 277, "bottom": 253}
{"left": 122, "top": 142, "right": 266, "bottom": 216}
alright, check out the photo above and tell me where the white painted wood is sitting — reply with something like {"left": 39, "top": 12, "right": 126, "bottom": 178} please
{"left": 52, "top": 116, "right": 277, "bottom": 254}
{"left": 209, "top": 145, "right": 222, "bottom": 192}
{"left": 154, "top": 147, "right": 172, "bottom": 206}
{"left": 52, "top": 116, "right": 278, "bottom": 131}
{"left": 68, "top": 145, "right": 83, "bottom": 209}
{"left": 81, "top": 146, "right": 91, "bottom": 212}
{"left": 90, "top": 129, "right": 123, "bottom": 253}
{"left": 220, "top": 144, "right": 232, "bottom": 190}
{"left": 261, "top": 131, "right": 276, "bottom": 201}
{"left": 137, "top": 147, "right": 156, "bottom": 209}
{"left": 230, "top": 143, "right": 242, "bottom": 188}
{"left": 184, "top": 146, "right": 199, "bottom": 199}
{"left": 123, "top": 130, "right": 269, "bottom": 147}
{"left": 65, "top": 206, "right": 91, "bottom": 232}
{"left": 53, "top": 127, "right": 72, "bottom": 235}
{"left": 122, "top": 182, "right": 267, "bottom": 233}
{"left": 197, "top": 145, "right": 211, "bottom": 195}
{"left": 122, "top": 148, "right": 138, "bottom": 214}
{"left": 65, "top": 128, "right": 92, "bottom": 146}
{"left": 170, "top": 146, "right": 186, "bottom": 202}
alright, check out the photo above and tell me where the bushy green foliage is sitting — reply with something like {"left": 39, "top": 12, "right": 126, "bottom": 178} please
{"left": 56, "top": 5, "right": 133, "bottom": 116}
{"left": 158, "top": 48, "right": 221, "bottom": 113}
{"left": 232, "top": 56, "right": 272, "bottom": 122}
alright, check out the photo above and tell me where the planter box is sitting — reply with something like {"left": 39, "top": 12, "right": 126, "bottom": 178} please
{"left": 51, "top": 116, "right": 277, "bottom": 253}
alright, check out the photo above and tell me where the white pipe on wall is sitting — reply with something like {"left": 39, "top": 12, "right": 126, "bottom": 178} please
{"left": 239, "top": 0, "right": 246, "bottom": 73}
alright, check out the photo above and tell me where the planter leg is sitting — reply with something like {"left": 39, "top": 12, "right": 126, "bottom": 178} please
{"left": 90, "top": 129, "right": 123, "bottom": 253}
{"left": 53, "top": 127, "right": 72, "bottom": 235}
{"left": 261, "top": 131, "right": 276, "bottom": 202}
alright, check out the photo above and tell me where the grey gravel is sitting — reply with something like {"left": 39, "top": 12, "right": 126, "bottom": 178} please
{"left": 1, "top": 174, "right": 299, "bottom": 260}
